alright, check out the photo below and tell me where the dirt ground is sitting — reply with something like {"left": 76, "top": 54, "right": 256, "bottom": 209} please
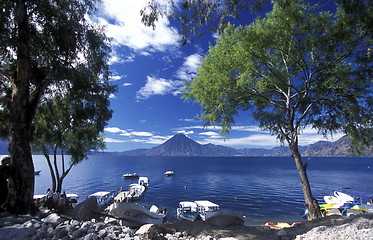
{"left": 156, "top": 214, "right": 365, "bottom": 240}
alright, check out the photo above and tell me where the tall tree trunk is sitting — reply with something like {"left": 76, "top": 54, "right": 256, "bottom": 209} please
{"left": 42, "top": 148, "right": 56, "bottom": 192}
{"left": 7, "top": 0, "right": 35, "bottom": 214}
{"left": 289, "top": 142, "right": 322, "bottom": 220}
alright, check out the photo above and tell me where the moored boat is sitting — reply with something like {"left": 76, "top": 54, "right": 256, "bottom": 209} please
{"left": 194, "top": 200, "right": 220, "bottom": 221}
{"left": 34, "top": 170, "right": 41, "bottom": 175}
{"left": 138, "top": 176, "right": 149, "bottom": 187}
{"left": 164, "top": 170, "right": 175, "bottom": 176}
{"left": 122, "top": 173, "right": 139, "bottom": 179}
{"left": 66, "top": 193, "right": 79, "bottom": 208}
{"left": 177, "top": 201, "right": 199, "bottom": 221}
{"left": 194, "top": 200, "right": 244, "bottom": 227}
{"left": 127, "top": 183, "right": 146, "bottom": 200}
{"left": 88, "top": 191, "right": 114, "bottom": 209}
{"left": 108, "top": 202, "right": 167, "bottom": 227}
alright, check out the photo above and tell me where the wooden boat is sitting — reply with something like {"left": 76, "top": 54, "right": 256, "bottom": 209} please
{"left": 108, "top": 202, "right": 167, "bottom": 227}
{"left": 177, "top": 201, "right": 199, "bottom": 221}
{"left": 164, "top": 170, "right": 175, "bottom": 176}
{"left": 122, "top": 173, "right": 139, "bottom": 179}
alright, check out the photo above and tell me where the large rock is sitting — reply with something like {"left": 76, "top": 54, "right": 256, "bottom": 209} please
{"left": 42, "top": 213, "right": 64, "bottom": 225}
{"left": 205, "top": 210, "right": 245, "bottom": 228}
{"left": 72, "top": 198, "right": 100, "bottom": 221}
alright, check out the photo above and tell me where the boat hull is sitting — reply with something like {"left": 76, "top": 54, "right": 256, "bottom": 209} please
{"left": 109, "top": 202, "right": 167, "bottom": 227}
{"left": 176, "top": 208, "right": 199, "bottom": 221}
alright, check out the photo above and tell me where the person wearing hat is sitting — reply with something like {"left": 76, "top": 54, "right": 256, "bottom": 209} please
{"left": 0, "top": 155, "right": 12, "bottom": 211}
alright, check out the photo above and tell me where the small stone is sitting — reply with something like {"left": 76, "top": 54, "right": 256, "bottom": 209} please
{"left": 83, "top": 232, "right": 99, "bottom": 240}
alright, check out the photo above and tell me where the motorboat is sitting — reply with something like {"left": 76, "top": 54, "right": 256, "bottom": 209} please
{"left": 177, "top": 201, "right": 199, "bottom": 221}
{"left": 127, "top": 183, "right": 146, "bottom": 200}
{"left": 108, "top": 202, "right": 167, "bottom": 227}
{"left": 164, "top": 170, "right": 175, "bottom": 176}
{"left": 194, "top": 200, "right": 244, "bottom": 227}
{"left": 138, "top": 176, "right": 149, "bottom": 187}
{"left": 34, "top": 170, "right": 41, "bottom": 175}
{"left": 122, "top": 173, "right": 139, "bottom": 179}
{"left": 88, "top": 191, "right": 114, "bottom": 209}
{"left": 66, "top": 193, "right": 79, "bottom": 208}
{"left": 194, "top": 200, "right": 220, "bottom": 221}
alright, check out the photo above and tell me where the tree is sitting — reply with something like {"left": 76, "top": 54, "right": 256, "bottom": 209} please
{"left": 32, "top": 75, "right": 114, "bottom": 193}
{"left": 0, "top": 0, "right": 112, "bottom": 213}
{"left": 183, "top": 0, "right": 373, "bottom": 219}
{"left": 141, "top": 0, "right": 267, "bottom": 45}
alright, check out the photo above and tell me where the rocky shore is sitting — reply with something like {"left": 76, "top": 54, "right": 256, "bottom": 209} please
{"left": 0, "top": 209, "right": 372, "bottom": 240}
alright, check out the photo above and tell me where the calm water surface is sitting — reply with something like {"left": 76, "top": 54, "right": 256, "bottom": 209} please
{"left": 33, "top": 155, "right": 373, "bottom": 224}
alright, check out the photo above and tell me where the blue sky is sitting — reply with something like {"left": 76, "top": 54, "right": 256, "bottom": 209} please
{"left": 93, "top": 0, "right": 343, "bottom": 152}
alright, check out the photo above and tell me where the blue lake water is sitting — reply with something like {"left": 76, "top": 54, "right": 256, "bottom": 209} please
{"left": 33, "top": 155, "right": 373, "bottom": 225}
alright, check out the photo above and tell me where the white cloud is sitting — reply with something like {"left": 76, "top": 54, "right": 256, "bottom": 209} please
{"left": 136, "top": 76, "right": 183, "bottom": 100}
{"left": 179, "top": 118, "right": 198, "bottom": 122}
{"left": 97, "top": 0, "right": 180, "bottom": 52}
{"left": 104, "top": 137, "right": 126, "bottom": 143}
{"left": 110, "top": 75, "right": 123, "bottom": 81}
{"left": 131, "top": 131, "right": 154, "bottom": 137}
{"left": 199, "top": 131, "right": 219, "bottom": 137}
{"left": 123, "top": 83, "right": 132, "bottom": 87}
{"left": 109, "top": 93, "right": 117, "bottom": 99}
{"left": 175, "top": 130, "right": 194, "bottom": 135}
{"left": 198, "top": 134, "right": 279, "bottom": 148}
{"left": 176, "top": 53, "right": 203, "bottom": 80}
{"left": 105, "top": 127, "right": 126, "bottom": 133}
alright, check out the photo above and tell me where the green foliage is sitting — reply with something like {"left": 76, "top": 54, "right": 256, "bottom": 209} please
{"left": 184, "top": 0, "right": 373, "bottom": 148}
{"left": 0, "top": 0, "right": 111, "bottom": 134}
{"left": 141, "top": 0, "right": 267, "bottom": 44}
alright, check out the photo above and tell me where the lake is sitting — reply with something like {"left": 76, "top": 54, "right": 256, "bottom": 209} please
{"left": 33, "top": 155, "right": 373, "bottom": 225}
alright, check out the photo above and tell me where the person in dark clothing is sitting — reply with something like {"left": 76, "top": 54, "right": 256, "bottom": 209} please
{"left": 0, "top": 156, "right": 12, "bottom": 210}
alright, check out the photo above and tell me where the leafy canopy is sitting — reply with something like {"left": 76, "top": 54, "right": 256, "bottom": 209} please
{"left": 0, "top": 0, "right": 112, "bottom": 138}
{"left": 184, "top": 0, "right": 373, "bottom": 147}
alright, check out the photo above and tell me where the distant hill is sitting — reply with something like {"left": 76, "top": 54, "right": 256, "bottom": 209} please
{"left": 120, "top": 134, "right": 372, "bottom": 157}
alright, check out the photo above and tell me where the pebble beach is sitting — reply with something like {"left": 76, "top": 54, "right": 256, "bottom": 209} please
{"left": 1, "top": 209, "right": 372, "bottom": 240}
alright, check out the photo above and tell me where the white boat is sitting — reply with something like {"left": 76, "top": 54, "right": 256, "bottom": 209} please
{"left": 88, "top": 191, "right": 114, "bottom": 209}
{"left": 177, "top": 201, "right": 199, "bottom": 221}
{"left": 194, "top": 200, "right": 244, "bottom": 227}
{"left": 164, "top": 170, "right": 175, "bottom": 176}
{"left": 127, "top": 183, "right": 146, "bottom": 200}
{"left": 66, "top": 193, "right": 79, "bottom": 208}
{"left": 122, "top": 173, "right": 139, "bottom": 179}
{"left": 194, "top": 200, "right": 220, "bottom": 221}
{"left": 108, "top": 202, "right": 167, "bottom": 227}
{"left": 138, "top": 177, "right": 149, "bottom": 187}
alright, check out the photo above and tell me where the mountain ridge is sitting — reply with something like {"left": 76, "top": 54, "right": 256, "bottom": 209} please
{"left": 118, "top": 133, "right": 373, "bottom": 157}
